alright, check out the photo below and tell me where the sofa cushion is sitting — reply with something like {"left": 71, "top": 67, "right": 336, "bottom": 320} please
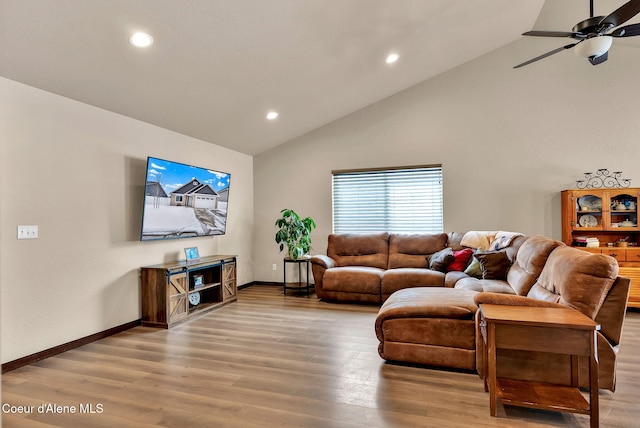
{"left": 377, "top": 287, "right": 479, "bottom": 321}
{"left": 327, "top": 233, "right": 389, "bottom": 269}
{"left": 475, "top": 251, "right": 511, "bottom": 280}
{"left": 454, "top": 277, "right": 516, "bottom": 294}
{"left": 388, "top": 233, "right": 448, "bottom": 269}
{"left": 323, "top": 266, "right": 384, "bottom": 294}
{"left": 507, "top": 235, "right": 563, "bottom": 296}
{"left": 429, "top": 247, "right": 455, "bottom": 272}
{"left": 527, "top": 246, "right": 619, "bottom": 319}
{"left": 381, "top": 268, "right": 445, "bottom": 299}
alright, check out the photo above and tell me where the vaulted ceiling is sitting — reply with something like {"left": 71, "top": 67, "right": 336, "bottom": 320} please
{"left": 2, "top": 1, "right": 637, "bottom": 156}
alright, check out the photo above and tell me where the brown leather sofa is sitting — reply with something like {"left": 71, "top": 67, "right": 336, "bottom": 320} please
{"left": 311, "top": 232, "right": 630, "bottom": 392}
{"left": 375, "top": 237, "right": 629, "bottom": 392}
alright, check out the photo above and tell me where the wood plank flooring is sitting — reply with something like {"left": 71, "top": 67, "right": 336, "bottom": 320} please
{"left": 2, "top": 285, "right": 639, "bottom": 427}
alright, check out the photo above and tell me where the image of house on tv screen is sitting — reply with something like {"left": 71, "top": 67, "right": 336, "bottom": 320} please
{"left": 141, "top": 157, "right": 231, "bottom": 241}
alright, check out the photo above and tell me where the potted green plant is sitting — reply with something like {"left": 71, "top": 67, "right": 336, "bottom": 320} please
{"left": 275, "top": 209, "right": 317, "bottom": 259}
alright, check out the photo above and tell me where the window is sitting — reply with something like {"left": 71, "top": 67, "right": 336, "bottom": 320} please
{"left": 332, "top": 165, "right": 443, "bottom": 234}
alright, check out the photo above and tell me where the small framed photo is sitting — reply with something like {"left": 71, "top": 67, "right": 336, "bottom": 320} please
{"left": 193, "top": 274, "right": 204, "bottom": 288}
{"left": 184, "top": 247, "right": 200, "bottom": 263}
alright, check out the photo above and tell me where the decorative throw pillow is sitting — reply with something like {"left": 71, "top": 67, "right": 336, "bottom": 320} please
{"left": 446, "top": 248, "right": 474, "bottom": 272}
{"left": 428, "top": 247, "right": 455, "bottom": 272}
{"left": 464, "top": 256, "right": 483, "bottom": 278}
{"left": 474, "top": 251, "right": 512, "bottom": 280}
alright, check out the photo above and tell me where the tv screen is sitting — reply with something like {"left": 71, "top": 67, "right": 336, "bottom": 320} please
{"left": 141, "top": 156, "right": 231, "bottom": 241}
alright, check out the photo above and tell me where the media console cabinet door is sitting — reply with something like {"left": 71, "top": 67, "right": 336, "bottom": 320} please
{"left": 168, "top": 273, "right": 188, "bottom": 325}
{"left": 223, "top": 262, "right": 237, "bottom": 301}
{"left": 141, "top": 268, "right": 188, "bottom": 327}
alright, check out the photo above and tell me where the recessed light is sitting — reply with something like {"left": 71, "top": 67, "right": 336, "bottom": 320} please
{"left": 129, "top": 32, "right": 154, "bottom": 48}
{"left": 386, "top": 53, "right": 399, "bottom": 64}
{"left": 266, "top": 111, "right": 279, "bottom": 120}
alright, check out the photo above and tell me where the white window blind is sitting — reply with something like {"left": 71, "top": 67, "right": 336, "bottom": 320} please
{"left": 332, "top": 165, "right": 443, "bottom": 234}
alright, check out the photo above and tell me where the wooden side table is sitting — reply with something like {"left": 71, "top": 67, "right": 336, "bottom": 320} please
{"left": 283, "top": 256, "right": 312, "bottom": 295}
{"left": 478, "top": 304, "right": 600, "bottom": 428}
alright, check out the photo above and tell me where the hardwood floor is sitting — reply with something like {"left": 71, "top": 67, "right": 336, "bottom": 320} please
{"left": 2, "top": 285, "right": 639, "bottom": 427}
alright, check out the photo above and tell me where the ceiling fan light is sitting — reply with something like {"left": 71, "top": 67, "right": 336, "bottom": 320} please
{"left": 574, "top": 36, "right": 613, "bottom": 58}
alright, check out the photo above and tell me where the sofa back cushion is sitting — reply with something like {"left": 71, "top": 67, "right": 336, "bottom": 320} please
{"left": 507, "top": 236, "right": 564, "bottom": 296}
{"left": 501, "top": 234, "right": 528, "bottom": 263}
{"left": 447, "top": 232, "right": 466, "bottom": 251}
{"left": 388, "top": 233, "right": 448, "bottom": 269}
{"left": 327, "top": 233, "right": 389, "bottom": 269}
{"left": 527, "top": 246, "right": 619, "bottom": 319}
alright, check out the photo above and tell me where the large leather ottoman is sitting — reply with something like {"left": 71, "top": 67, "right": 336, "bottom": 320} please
{"left": 375, "top": 287, "right": 478, "bottom": 370}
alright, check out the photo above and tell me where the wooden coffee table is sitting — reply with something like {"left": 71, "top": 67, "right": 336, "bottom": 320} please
{"left": 479, "top": 304, "right": 600, "bottom": 428}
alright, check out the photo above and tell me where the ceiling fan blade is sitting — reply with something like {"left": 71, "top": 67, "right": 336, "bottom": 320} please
{"left": 523, "top": 30, "right": 581, "bottom": 38}
{"left": 513, "top": 43, "right": 578, "bottom": 69}
{"left": 611, "top": 22, "right": 640, "bottom": 37}
{"left": 599, "top": 0, "right": 640, "bottom": 28}
{"left": 589, "top": 51, "right": 609, "bottom": 65}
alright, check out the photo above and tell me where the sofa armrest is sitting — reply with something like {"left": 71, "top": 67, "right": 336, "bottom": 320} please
{"left": 310, "top": 255, "right": 335, "bottom": 269}
{"left": 310, "top": 255, "right": 336, "bottom": 299}
{"left": 473, "top": 292, "right": 567, "bottom": 309}
{"left": 595, "top": 276, "right": 630, "bottom": 347}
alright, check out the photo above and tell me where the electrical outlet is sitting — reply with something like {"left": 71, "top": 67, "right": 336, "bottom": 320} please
{"left": 272, "top": 263, "right": 277, "bottom": 271}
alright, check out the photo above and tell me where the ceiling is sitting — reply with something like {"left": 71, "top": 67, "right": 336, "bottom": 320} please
{"left": 3, "top": 1, "right": 634, "bottom": 156}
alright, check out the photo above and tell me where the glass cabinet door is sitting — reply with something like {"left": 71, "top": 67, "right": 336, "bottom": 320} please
{"left": 574, "top": 192, "right": 603, "bottom": 230}
{"left": 608, "top": 190, "right": 638, "bottom": 230}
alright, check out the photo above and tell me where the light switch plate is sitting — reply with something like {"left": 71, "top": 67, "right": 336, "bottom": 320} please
{"left": 17, "top": 225, "right": 38, "bottom": 239}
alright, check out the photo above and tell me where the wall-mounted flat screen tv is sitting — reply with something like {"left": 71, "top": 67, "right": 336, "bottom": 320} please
{"left": 141, "top": 156, "right": 231, "bottom": 241}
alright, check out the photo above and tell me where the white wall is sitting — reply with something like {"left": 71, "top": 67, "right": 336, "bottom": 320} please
{"left": 253, "top": 38, "right": 640, "bottom": 282}
{"left": 0, "top": 77, "right": 254, "bottom": 363}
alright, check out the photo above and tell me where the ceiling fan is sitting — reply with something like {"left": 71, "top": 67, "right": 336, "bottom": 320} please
{"left": 515, "top": 0, "right": 640, "bottom": 68}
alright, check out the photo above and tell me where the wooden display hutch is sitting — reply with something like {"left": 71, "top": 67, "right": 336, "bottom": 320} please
{"left": 140, "top": 255, "right": 237, "bottom": 328}
{"left": 561, "top": 189, "right": 640, "bottom": 308}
